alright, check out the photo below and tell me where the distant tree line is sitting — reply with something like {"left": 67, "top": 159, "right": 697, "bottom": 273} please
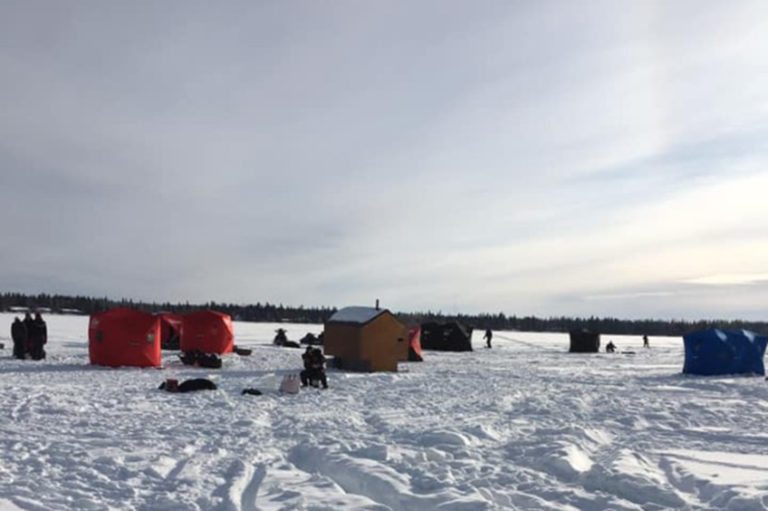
{"left": 0, "top": 292, "right": 336, "bottom": 324}
{"left": 397, "top": 311, "right": 768, "bottom": 337}
{"left": 2, "top": 292, "right": 767, "bottom": 337}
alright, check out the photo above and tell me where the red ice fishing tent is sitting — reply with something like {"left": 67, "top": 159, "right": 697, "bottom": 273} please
{"left": 407, "top": 325, "right": 424, "bottom": 361}
{"left": 180, "top": 310, "right": 234, "bottom": 354}
{"left": 158, "top": 313, "right": 182, "bottom": 349}
{"left": 89, "top": 308, "right": 162, "bottom": 368}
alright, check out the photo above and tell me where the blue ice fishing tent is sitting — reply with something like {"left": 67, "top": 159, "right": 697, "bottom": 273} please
{"left": 682, "top": 328, "right": 768, "bottom": 376}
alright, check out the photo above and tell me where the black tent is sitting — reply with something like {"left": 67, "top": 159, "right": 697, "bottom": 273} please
{"left": 569, "top": 330, "right": 600, "bottom": 353}
{"left": 420, "top": 322, "right": 473, "bottom": 351}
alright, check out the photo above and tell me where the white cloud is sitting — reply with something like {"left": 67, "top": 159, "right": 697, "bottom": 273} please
{"left": 2, "top": 1, "right": 768, "bottom": 319}
{"left": 682, "top": 273, "right": 768, "bottom": 286}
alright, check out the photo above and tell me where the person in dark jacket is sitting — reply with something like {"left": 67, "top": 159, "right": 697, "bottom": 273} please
{"left": 22, "top": 312, "right": 34, "bottom": 356}
{"left": 301, "top": 346, "right": 313, "bottom": 369}
{"left": 484, "top": 328, "right": 493, "bottom": 349}
{"left": 300, "top": 346, "right": 314, "bottom": 385}
{"left": 274, "top": 328, "right": 288, "bottom": 346}
{"left": 28, "top": 312, "right": 47, "bottom": 360}
{"left": 11, "top": 317, "right": 27, "bottom": 359}
{"left": 300, "top": 348, "right": 328, "bottom": 389}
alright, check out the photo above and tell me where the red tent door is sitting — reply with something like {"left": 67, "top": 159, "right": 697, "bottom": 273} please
{"left": 408, "top": 326, "right": 423, "bottom": 362}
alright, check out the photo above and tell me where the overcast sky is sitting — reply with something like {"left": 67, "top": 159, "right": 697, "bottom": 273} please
{"left": 2, "top": 1, "right": 768, "bottom": 320}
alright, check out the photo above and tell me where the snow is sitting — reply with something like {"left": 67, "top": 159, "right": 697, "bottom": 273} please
{"left": 327, "top": 306, "right": 386, "bottom": 324}
{"left": 1, "top": 313, "right": 768, "bottom": 510}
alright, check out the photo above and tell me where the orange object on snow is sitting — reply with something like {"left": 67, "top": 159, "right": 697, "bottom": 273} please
{"left": 408, "top": 325, "right": 423, "bottom": 362}
{"left": 88, "top": 308, "right": 162, "bottom": 368}
{"left": 180, "top": 310, "right": 234, "bottom": 354}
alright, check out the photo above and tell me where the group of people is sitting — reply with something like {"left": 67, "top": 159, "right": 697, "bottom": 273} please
{"left": 482, "top": 329, "right": 649, "bottom": 353}
{"left": 606, "top": 335, "right": 651, "bottom": 353}
{"left": 10, "top": 312, "right": 48, "bottom": 360}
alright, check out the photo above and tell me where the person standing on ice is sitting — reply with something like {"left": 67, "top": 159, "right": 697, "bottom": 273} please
{"left": 11, "top": 317, "right": 27, "bottom": 359}
{"left": 301, "top": 346, "right": 313, "bottom": 369}
{"left": 29, "top": 312, "right": 47, "bottom": 360}
{"left": 643, "top": 335, "right": 650, "bottom": 348}
{"left": 484, "top": 328, "right": 493, "bottom": 348}
{"left": 22, "top": 311, "right": 34, "bottom": 356}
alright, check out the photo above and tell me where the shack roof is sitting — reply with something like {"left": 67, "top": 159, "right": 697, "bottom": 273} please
{"left": 328, "top": 306, "right": 388, "bottom": 325}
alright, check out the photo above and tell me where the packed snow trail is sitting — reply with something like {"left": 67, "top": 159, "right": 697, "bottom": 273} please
{"left": 1, "top": 314, "right": 767, "bottom": 510}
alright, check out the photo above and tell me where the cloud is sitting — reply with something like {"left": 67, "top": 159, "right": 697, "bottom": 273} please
{"left": 1, "top": 1, "right": 768, "bottom": 320}
{"left": 682, "top": 273, "right": 768, "bottom": 286}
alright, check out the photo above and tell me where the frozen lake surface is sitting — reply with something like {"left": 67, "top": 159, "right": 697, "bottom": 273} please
{"left": 1, "top": 312, "right": 767, "bottom": 510}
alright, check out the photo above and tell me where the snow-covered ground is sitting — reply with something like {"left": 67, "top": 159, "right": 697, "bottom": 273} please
{"left": 1, "top": 312, "right": 767, "bottom": 511}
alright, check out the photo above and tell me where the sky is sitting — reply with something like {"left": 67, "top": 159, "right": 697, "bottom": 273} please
{"left": 2, "top": 1, "right": 768, "bottom": 321}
